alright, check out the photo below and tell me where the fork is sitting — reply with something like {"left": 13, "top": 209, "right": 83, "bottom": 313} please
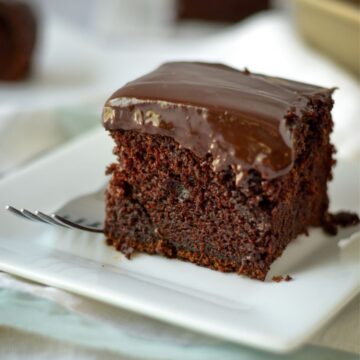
{"left": 5, "top": 187, "right": 105, "bottom": 233}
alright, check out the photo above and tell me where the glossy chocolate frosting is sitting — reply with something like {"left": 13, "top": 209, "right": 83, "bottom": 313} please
{"left": 103, "top": 62, "right": 332, "bottom": 180}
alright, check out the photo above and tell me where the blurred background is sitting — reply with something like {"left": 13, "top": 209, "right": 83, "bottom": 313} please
{"left": 0, "top": 0, "right": 359, "bottom": 178}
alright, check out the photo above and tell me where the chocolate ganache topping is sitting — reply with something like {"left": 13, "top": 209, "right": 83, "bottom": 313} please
{"left": 103, "top": 62, "right": 332, "bottom": 180}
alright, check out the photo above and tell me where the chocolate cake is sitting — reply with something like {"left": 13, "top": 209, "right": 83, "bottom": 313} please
{"left": 0, "top": 1, "right": 37, "bottom": 81}
{"left": 177, "top": 0, "right": 270, "bottom": 23}
{"left": 102, "top": 62, "right": 336, "bottom": 280}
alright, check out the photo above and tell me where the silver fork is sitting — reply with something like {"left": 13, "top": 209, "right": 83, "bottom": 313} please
{"left": 5, "top": 187, "right": 105, "bottom": 233}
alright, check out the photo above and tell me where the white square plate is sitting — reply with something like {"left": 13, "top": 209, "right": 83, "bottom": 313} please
{"left": 0, "top": 128, "right": 359, "bottom": 353}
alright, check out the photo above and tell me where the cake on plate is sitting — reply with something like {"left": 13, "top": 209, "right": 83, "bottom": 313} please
{"left": 102, "top": 62, "right": 336, "bottom": 280}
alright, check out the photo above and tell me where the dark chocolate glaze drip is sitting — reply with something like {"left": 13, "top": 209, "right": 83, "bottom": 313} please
{"left": 103, "top": 62, "right": 332, "bottom": 180}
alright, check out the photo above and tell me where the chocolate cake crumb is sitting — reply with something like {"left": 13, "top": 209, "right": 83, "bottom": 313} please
{"left": 322, "top": 211, "right": 359, "bottom": 235}
{"left": 272, "top": 275, "right": 293, "bottom": 282}
{"left": 333, "top": 211, "right": 359, "bottom": 227}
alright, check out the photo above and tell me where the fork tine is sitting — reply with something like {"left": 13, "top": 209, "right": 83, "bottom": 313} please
{"left": 21, "top": 209, "right": 49, "bottom": 223}
{"left": 52, "top": 214, "right": 104, "bottom": 233}
{"left": 5, "top": 206, "right": 33, "bottom": 221}
{"left": 35, "top": 211, "right": 69, "bottom": 228}
{"left": 5, "top": 205, "right": 103, "bottom": 233}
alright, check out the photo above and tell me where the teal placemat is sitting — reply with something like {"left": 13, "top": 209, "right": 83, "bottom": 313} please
{"left": 0, "top": 288, "right": 357, "bottom": 360}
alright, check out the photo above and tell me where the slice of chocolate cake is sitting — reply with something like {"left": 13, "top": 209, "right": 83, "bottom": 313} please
{"left": 102, "top": 62, "right": 335, "bottom": 280}
{"left": 0, "top": 1, "right": 37, "bottom": 81}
